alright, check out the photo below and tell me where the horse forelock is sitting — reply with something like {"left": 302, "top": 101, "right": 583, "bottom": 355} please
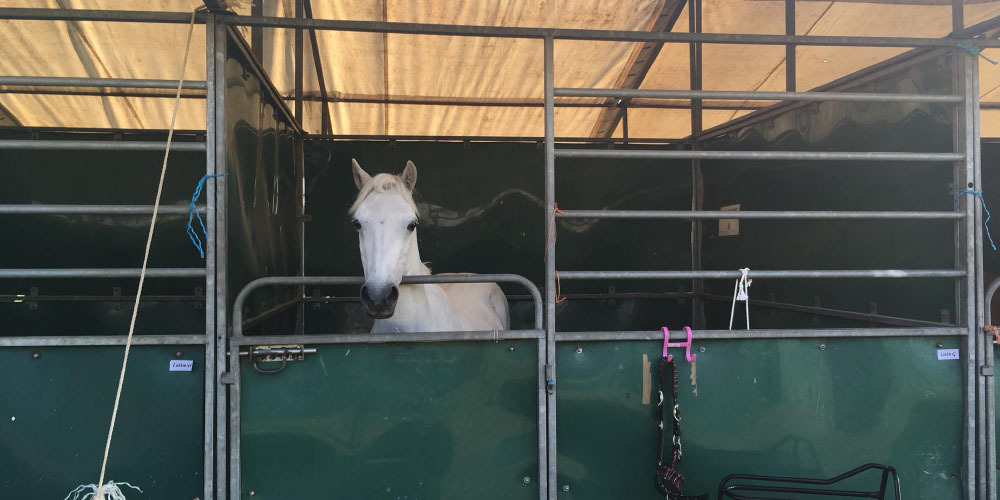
{"left": 350, "top": 173, "right": 417, "bottom": 215}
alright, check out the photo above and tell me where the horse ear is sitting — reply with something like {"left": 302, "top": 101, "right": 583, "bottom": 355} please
{"left": 352, "top": 158, "right": 372, "bottom": 190}
{"left": 401, "top": 160, "right": 417, "bottom": 191}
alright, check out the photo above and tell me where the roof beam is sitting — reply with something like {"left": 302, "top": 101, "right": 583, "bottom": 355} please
{"left": 302, "top": 0, "right": 332, "bottom": 135}
{"left": 589, "top": 0, "right": 687, "bottom": 138}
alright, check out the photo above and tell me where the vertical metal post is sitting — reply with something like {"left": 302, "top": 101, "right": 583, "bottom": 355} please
{"left": 294, "top": 0, "right": 304, "bottom": 123}
{"left": 203, "top": 13, "right": 217, "bottom": 500}
{"left": 785, "top": 0, "right": 796, "bottom": 91}
{"left": 622, "top": 104, "right": 629, "bottom": 144}
{"left": 954, "top": 44, "right": 981, "bottom": 500}
{"left": 211, "top": 16, "right": 230, "bottom": 500}
{"left": 689, "top": 0, "right": 705, "bottom": 329}
{"left": 251, "top": 0, "right": 263, "bottom": 63}
{"left": 543, "top": 35, "right": 557, "bottom": 500}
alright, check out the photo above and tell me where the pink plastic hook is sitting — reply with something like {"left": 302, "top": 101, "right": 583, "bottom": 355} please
{"left": 661, "top": 326, "right": 697, "bottom": 362}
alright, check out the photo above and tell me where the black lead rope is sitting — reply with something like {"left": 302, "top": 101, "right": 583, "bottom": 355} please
{"left": 654, "top": 356, "right": 708, "bottom": 500}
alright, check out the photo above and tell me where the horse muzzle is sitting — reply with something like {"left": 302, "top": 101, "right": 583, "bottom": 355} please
{"left": 360, "top": 283, "right": 399, "bottom": 319}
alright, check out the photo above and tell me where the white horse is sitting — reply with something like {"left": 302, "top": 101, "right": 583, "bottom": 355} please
{"left": 349, "top": 159, "right": 510, "bottom": 333}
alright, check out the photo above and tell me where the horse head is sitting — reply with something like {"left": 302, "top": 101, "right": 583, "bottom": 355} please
{"left": 349, "top": 158, "right": 420, "bottom": 319}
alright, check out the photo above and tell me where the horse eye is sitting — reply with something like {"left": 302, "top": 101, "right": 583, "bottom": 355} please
{"left": 407, "top": 220, "right": 418, "bottom": 232}
{"left": 352, "top": 219, "right": 361, "bottom": 231}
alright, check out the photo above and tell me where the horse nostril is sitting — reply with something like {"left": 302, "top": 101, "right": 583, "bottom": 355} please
{"left": 360, "top": 285, "right": 372, "bottom": 304}
{"left": 388, "top": 286, "right": 399, "bottom": 302}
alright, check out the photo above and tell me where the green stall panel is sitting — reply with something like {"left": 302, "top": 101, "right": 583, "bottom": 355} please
{"left": 239, "top": 341, "right": 539, "bottom": 499}
{"left": 556, "top": 338, "right": 962, "bottom": 499}
{"left": 0, "top": 345, "right": 206, "bottom": 499}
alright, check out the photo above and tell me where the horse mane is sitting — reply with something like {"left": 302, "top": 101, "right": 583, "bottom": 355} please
{"left": 349, "top": 173, "right": 418, "bottom": 215}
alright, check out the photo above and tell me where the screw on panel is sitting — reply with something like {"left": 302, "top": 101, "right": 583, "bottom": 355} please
{"left": 563, "top": 485, "right": 570, "bottom": 492}
{"left": 248, "top": 491, "right": 256, "bottom": 497}
{"left": 523, "top": 476, "right": 531, "bottom": 484}
{"left": 819, "top": 344, "right": 826, "bottom": 351}
{"left": 175, "top": 351, "right": 184, "bottom": 359}
{"left": 575, "top": 347, "right": 582, "bottom": 354}
{"left": 937, "top": 343, "right": 944, "bottom": 349}
{"left": 31, "top": 351, "right": 40, "bottom": 360}
{"left": 508, "top": 346, "right": 515, "bottom": 352}
{"left": 699, "top": 346, "right": 706, "bottom": 353}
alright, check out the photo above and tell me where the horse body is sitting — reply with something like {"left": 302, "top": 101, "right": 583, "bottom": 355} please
{"left": 350, "top": 159, "right": 510, "bottom": 333}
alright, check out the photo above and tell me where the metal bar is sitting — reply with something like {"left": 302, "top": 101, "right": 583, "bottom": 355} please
{"left": 0, "top": 76, "right": 207, "bottom": 89}
{"left": 0, "top": 335, "right": 207, "bottom": 347}
{"left": 234, "top": 330, "right": 543, "bottom": 346}
{"left": 0, "top": 140, "right": 206, "bottom": 151}
{"left": 555, "top": 149, "right": 963, "bottom": 162}
{"left": 221, "top": 13, "right": 1000, "bottom": 47}
{"left": 232, "top": 274, "right": 543, "bottom": 338}
{"left": 202, "top": 15, "right": 217, "bottom": 500}
{"left": 557, "top": 210, "right": 963, "bottom": 220}
{"left": 294, "top": 0, "right": 304, "bottom": 124}
{"left": 314, "top": 134, "right": 686, "bottom": 143}
{"left": 212, "top": 18, "right": 232, "bottom": 500}
{"left": 302, "top": 0, "right": 332, "bottom": 135}
{"left": 698, "top": 293, "right": 951, "bottom": 328}
{"left": 555, "top": 87, "right": 963, "bottom": 103}
{"left": 558, "top": 270, "right": 966, "bottom": 280}
{"left": 555, "top": 327, "right": 966, "bottom": 342}
{"left": 240, "top": 297, "right": 303, "bottom": 330}
{"left": 785, "top": 0, "right": 796, "bottom": 92}
{"left": 0, "top": 8, "right": 207, "bottom": 24}
{"left": 690, "top": 0, "right": 705, "bottom": 330}
{"left": 0, "top": 268, "right": 206, "bottom": 278}
{"left": 251, "top": 0, "right": 263, "bottom": 62}
{"left": 292, "top": 93, "right": 767, "bottom": 110}
{"left": 543, "top": 36, "right": 556, "bottom": 500}
{"left": 0, "top": 204, "right": 202, "bottom": 215}
{"left": 0, "top": 88, "right": 205, "bottom": 99}
{"left": 953, "top": 45, "right": 980, "bottom": 500}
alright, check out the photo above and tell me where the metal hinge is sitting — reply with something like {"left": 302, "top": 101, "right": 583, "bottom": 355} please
{"left": 240, "top": 344, "right": 316, "bottom": 374}
{"left": 981, "top": 366, "right": 994, "bottom": 377}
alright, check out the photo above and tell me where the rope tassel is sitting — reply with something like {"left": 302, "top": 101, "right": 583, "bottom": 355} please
{"left": 64, "top": 482, "right": 142, "bottom": 500}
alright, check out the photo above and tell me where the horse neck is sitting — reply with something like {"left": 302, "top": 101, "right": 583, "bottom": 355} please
{"left": 403, "top": 231, "right": 430, "bottom": 277}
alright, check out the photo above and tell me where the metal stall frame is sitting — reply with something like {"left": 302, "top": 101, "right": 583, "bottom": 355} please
{"left": 227, "top": 274, "right": 547, "bottom": 500}
{"left": 0, "top": 3, "right": 997, "bottom": 499}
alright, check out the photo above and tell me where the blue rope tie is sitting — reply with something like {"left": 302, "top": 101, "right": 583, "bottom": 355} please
{"left": 187, "top": 173, "right": 227, "bottom": 258}
{"left": 957, "top": 41, "right": 998, "bottom": 65}
{"left": 957, "top": 189, "right": 997, "bottom": 251}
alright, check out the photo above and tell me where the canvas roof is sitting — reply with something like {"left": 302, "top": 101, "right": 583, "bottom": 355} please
{"left": 2, "top": 0, "right": 1000, "bottom": 136}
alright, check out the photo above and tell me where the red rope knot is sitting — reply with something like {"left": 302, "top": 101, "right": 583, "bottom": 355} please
{"left": 545, "top": 203, "right": 567, "bottom": 303}
{"left": 987, "top": 325, "right": 999, "bottom": 345}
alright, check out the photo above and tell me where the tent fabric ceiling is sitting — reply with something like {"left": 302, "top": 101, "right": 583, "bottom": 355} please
{"left": 1, "top": 0, "right": 1000, "bottom": 136}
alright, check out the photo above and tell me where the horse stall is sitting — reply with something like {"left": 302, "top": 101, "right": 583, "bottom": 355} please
{"left": 3, "top": 2, "right": 1000, "bottom": 500}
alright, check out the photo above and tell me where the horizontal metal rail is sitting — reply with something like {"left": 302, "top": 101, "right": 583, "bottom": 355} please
{"left": 311, "top": 134, "right": 687, "bottom": 144}
{"left": 233, "top": 274, "right": 543, "bottom": 338}
{"left": 556, "top": 327, "right": 966, "bottom": 342}
{"left": 0, "top": 335, "right": 206, "bottom": 347}
{"left": 0, "top": 140, "right": 206, "bottom": 152}
{"left": 556, "top": 87, "right": 964, "bottom": 103}
{"left": 558, "top": 210, "right": 962, "bottom": 220}
{"left": 0, "top": 76, "right": 207, "bottom": 90}
{"left": 224, "top": 13, "right": 1000, "bottom": 48}
{"left": 0, "top": 8, "right": 207, "bottom": 24}
{"left": 0, "top": 268, "right": 206, "bottom": 279}
{"left": 555, "top": 149, "right": 963, "bottom": 162}
{"left": 0, "top": 204, "right": 204, "bottom": 215}
{"left": 697, "top": 292, "right": 951, "bottom": 328}
{"left": 234, "top": 330, "right": 543, "bottom": 346}
{"left": 557, "top": 270, "right": 966, "bottom": 280}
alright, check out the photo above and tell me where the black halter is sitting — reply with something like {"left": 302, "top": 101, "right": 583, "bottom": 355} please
{"left": 654, "top": 355, "right": 708, "bottom": 500}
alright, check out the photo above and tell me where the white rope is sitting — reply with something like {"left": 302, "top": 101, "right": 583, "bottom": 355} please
{"left": 728, "top": 267, "right": 752, "bottom": 330}
{"left": 86, "top": 9, "right": 199, "bottom": 500}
